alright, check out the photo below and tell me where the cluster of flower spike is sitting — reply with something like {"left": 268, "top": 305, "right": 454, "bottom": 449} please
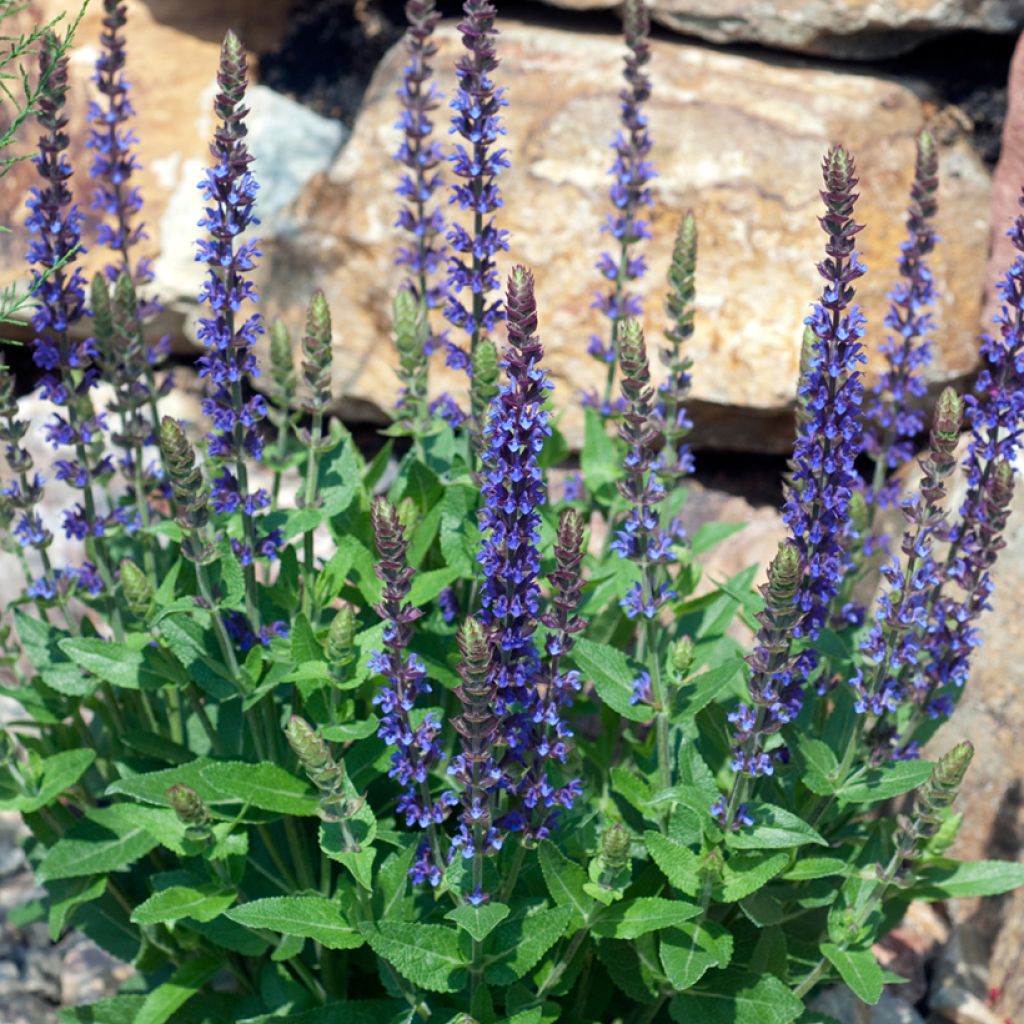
{"left": 585, "top": 0, "right": 654, "bottom": 415}
{"left": 783, "top": 146, "right": 867, "bottom": 639}
{"left": 443, "top": 0, "right": 510, "bottom": 376}
{"left": 195, "top": 33, "right": 279, "bottom": 567}
{"left": 27, "top": 31, "right": 118, "bottom": 582}
{"left": 918, "top": 185, "right": 1024, "bottom": 715}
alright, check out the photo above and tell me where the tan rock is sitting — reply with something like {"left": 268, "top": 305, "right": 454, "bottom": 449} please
{"left": 263, "top": 20, "right": 991, "bottom": 452}
{"left": 537, "top": 0, "right": 1024, "bottom": 59}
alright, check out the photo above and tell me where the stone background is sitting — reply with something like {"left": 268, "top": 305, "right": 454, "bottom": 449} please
{"left": 1, "top": 0, "right": 1023, "bottom": 1021}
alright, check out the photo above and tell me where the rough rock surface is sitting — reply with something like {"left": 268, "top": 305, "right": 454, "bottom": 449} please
{"left": 536, "top": 0, "right": 1024, "bottom": 59}
{"left": 262, "top": 20, "right": 991, "bottom": 452}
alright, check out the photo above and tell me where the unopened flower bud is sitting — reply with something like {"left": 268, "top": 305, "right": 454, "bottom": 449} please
{"left": 167, "top": 784, "right": 212, "bottom": 843}
{"left": 600, "top": 822, "right": 631, "bottom": 871}
{"left": 285, "top": 716, "right": 336, "bottom": 788}
{"left": 326, "top": 605, "right": 356, "bottom": 667}
{"left": 113, "top": 271, "right": 139, "bottom": 326}
{"left": 396, "top": 497, "right": 418, "bottom": 537}
{"left": 302, "top": 290, "right": 333, "bottom": 412}
{"left": 269, "top": 319, "right": 296, "bottom": 400}
{"left": 160, "top": 417, "right": 209, "bottom": 534}
{"left": 992, "top": 460, "right": 1015, "bottom": 510}
{"left": 672, "top": 636, "right": 695, "bottom": 679}
{"left": 766, "top": 542, "right": 801, "bottom": 607}
{"left": 120, "top": 559, "right": 153, "bottom": 617}
{"left": 90, "top": 275, "right": 114, "bottom": 348}
{"left": 470, "top": 337, "right": 499, "bottom": 424}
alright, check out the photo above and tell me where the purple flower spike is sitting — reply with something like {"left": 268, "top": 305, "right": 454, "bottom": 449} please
{"left": 444, "top": 0, "right": 510, "bottom": 375}
{"left": 589, "top": 0, "right": 654, "bottom": 409}
{"left": 783, "top": 146, "right": 867, "bottom": 639}
{"left": 477, "top": 267, "right": 552, "bottom": 756}
{"left": 371, "top": 498, "right": 457, "bottom": 840}
{"left": 86, "top": 0, "right": 160, "bottom": 318}
{"left": 195, "top": 32, "right": 278, "bottom": 565}
{"left": 614, "top": 319, "right": 676, "bottom": 620}
{"left": 395, "top": 0, "right": 447, "bottom": 359}
{"left": 863, "top": 131, "right": 939, "bottom": 510}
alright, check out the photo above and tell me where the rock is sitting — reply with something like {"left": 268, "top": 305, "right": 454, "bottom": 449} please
{"left": 536, "top": 0, "right": 1024, "bottom": 59}
{"left": 0, "top": 0, "right": 337, "bottom": 346}
{"left": 983, "top": 32, "right": 1024, "bottom": 336}
{"left": 263, "top": 20, "right": 991, "bottom": 452}
{"left": 812, "top": 986, "right": 925, "bottom": 1024}
{"left": 875, "top": 902, "right": 950, "bottom": 1006}
{"left": 59, "top": 937, "right": 133, "bottom": 1008}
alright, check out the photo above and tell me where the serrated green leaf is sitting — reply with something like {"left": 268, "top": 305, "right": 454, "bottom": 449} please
{"left": 675, "top": 660, "right": 745, "bottom": 719}
{"left": 538, "top": 841, "right": 593, "bottom": 928}
{"left": 720, "top": 851, "right": 789, "bottom": 902}
{"left": 132, "top": 884, "right": 236, "bottom": 925}
{"left": 645, "top": 832, "right": 702, "bottom": 897}
{"left": 47, "top": 875, "right": 107, "bottom": 940}
{"left": 782, "top": 856, "right": 849, "bottom": 882}
{"left": 821, "top": 943, "right": 883, "bottom": 1005}
{"left": 37, "top": 805, "right": 159, "bottom": 882}
{"left": 199, "top": 761, "right": 319, "bottom": 816}
{"left": 669, "top": 971, "right": 804, "bottom": 1024}
{"left": 836, "top": 761, "right": 933, "bottom": 803}
{"left": 912, "top": 858, "right": 1024, "bottom": 899}
{"left": 797, "top": 738, "right": 840, "bottom": 796}
{"left": 15, "top": 611, "right": 95, "bottom": 696}
{"left": 581, "top": 407, "right": 620, "bottom": 492}
{"left": 592, "top": 896, "right": 701, "bottom": 939}
{"left": 659, "top": 920, "right": 733, "bottom": 990}
{"left": 727, "top": 804, "right": 827, "bottom": 851}
{"left": 445, "top": 901, "right": 510, "bottom": 942}
{"left": 226, "top": 895, "right": 363, "bottom": 950}
{"left": 573, "top": 637, "right": 650, "bottom": 722}
{"left": 408, "top": 567, "right": 461, "bottom": 607}
{"left": 134, "top": 955, "right": 221, "bottom": 1024}
{"left": 486, "top": 905, "right": 574, "bottom": 986}
{"left": 319, "top": 793, "right": 377, "bottom": 891}
{"left": 360, "top": 921, "right": 468, "bottom": 993}
{"left": 58, "top": 636, "right": 180, "bottom": 690}
{"left": 0, "top": 748, "right": 94, "bottom": 813}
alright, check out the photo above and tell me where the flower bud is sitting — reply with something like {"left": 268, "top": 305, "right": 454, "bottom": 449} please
{"left": 600, "top": 822, "right": 631, "bottom": 871}
{"left": 671, "top": 636, "right": 695, "bottom": 679}
{"left": 159, "top": 417, "right": 209, "bottom": 532}
{"left": 285, "top": 716, "right": 336, "bottom": 788}
{"left": 396, "top": 497, "right": 418, "bottom": 537}
{"left": 326, "top": 605, "right": 356, "bottom": 667}
{"left": 470, "top": 337, "right": 499, "bottom": 425}
{"left": 90, "top": 275, "right": 114, "bottom": 348}
{"left": 302, "top": 290, "right": 333, "bottom": 412}
{"left": 766, "top": 541, "right": 801, "bottom": 607}
{"left": 269, "top": 319, "right": 296, "bottom": 399}
{"left": 119, "top": 559, "right": 153, "bottom": 617}
{"left": 113, "top": 271, "right": 139, "bottom": 327}
{"left": 167, "top": 784, "right": 212, "bottom": 843}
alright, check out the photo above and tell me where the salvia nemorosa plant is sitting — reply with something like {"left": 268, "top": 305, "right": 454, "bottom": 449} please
{"left": 2, "top": 5, "right": 1024, "bottom": 1024}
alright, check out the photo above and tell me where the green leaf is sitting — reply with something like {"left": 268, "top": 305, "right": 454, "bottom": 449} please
{"left": 836, "top": 761, "right": 933, "bottom": 803}
{"left": 720, "top": 851, "right": 789, "bottom": 902}
{"left": 360, "top": 921, "right": 468, "bottom": 993}
{"left": 645, "top": 832, "right": 702, "bottom": 897}
{"left": 0, "top": 748, "right": 95, "bottom": 813}
{"left": 409, "top": 567, "right": 461, "bottom": 607}
{"left": 782, "top": 856, "right": 849, "bottom": 882}
{"left": 726, "top": 804, "right": 827, "bottom": 851}
{"left": 669, "top": 971, "right": 804, "bottom": 1024}
{"left": 445, "top": 901, "right": 510, "bottom": 942}
{"left": 319, "top": 440, "right": 361, "bottom": 519}
{"left": 134, "top": 955, "right": 221, "bottom": 1024}
{"left": 821, "top": 943, "right": 883, "bottom": 1005}
{"left": 132, "top": 884, "right": 236, "bottom": 925}
{"left": 47, "top": 875, "right": 107, "bottom": 940}
{"left": 58, "top": 636, "right": 180, "bottom": 690}
{"left": 581, "top": 407, "right": 620, "bottom": 492}
{"left": 690, "top": 522, "right": 746, "bottom": 555}
{"left": 797, "top": 739, "right": 840, "bottom": 796}
{"left": 37, "top": 805, "right": 159, "bottom": 882}
{"left": 199, "top": 761, "right": 319, "bottom": 816}
{"left": 912, "top": 858, "right": 1024, "bottom": 899}
{"left": 675, "top": 660, "right": 745, "bottom": 719}
{"left": 592, "top": 897, "right": 701, "bottom": 939}
{"left": 486, "top": 905, "right": 574, "bottom": 986}
{"left": 573, "top": 637, "right": 650, "bottom": 722}
{"left": 15, "top": 610, "right": 95, "bottom": 696}
{"left": 319, "top": 793, "right": 377, "bottom": 891}
{"left": 538, "top": 841, "right": 593, "bottom": 928}
{"left": 226, "top": 895, "right": 364, "bottom": 950}
{"left": 659, "top": 920, "right": 733, "bottom": 990}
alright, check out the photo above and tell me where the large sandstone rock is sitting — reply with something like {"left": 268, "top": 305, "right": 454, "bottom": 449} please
{"left": 0, "top": 0, "right": 340, "bottom": 339}
{"left": 262, "top": 21, "right": 991, "bottom": 451}
{"left": 537, "top": 0, "right": 1024, "bottom": 59}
